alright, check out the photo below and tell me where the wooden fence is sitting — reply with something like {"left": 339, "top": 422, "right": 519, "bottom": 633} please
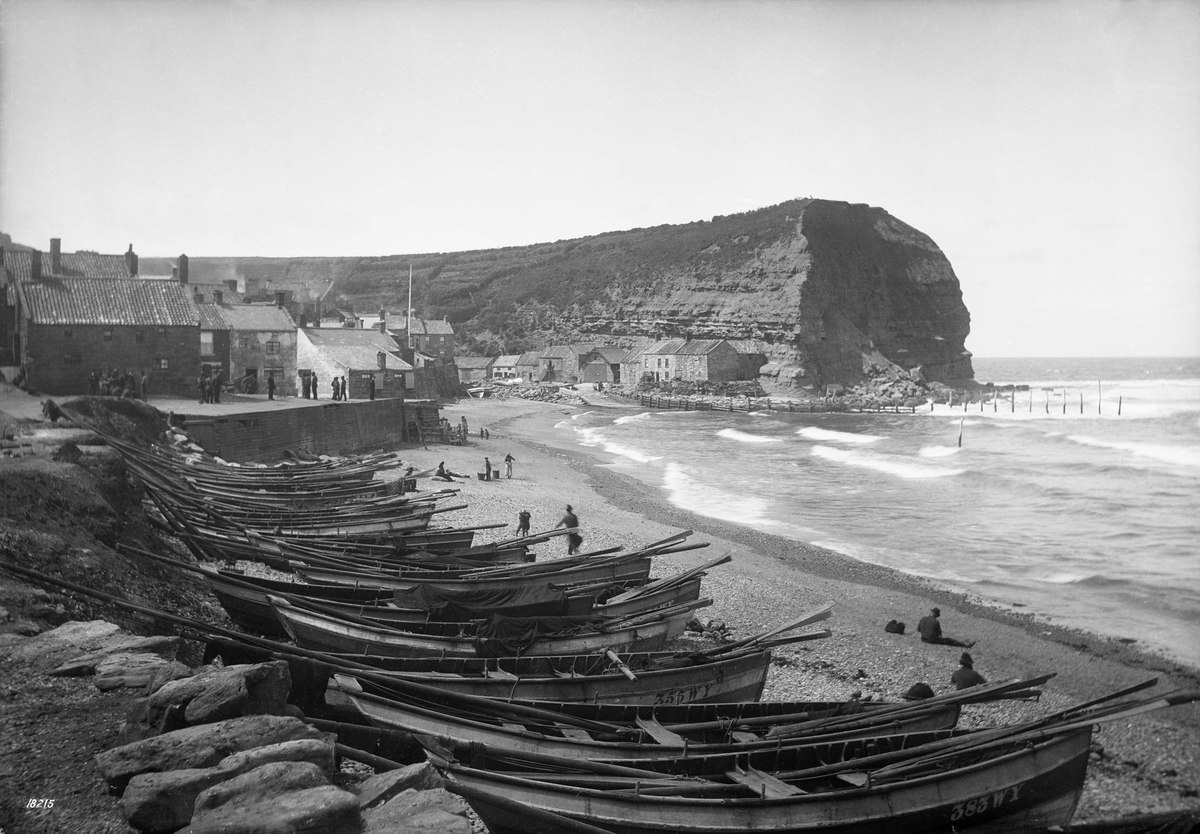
{"left": 618, "top": 392, "right": 919, "bottom": 414}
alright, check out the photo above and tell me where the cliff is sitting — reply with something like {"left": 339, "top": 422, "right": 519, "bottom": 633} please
{"left": 147, "top": 198, "right": 974, "bottom": 389}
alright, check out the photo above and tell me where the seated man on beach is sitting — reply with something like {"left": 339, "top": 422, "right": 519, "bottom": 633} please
{"left": 435, "top": 462, "right": 455, "bottom": 481}
{"left": 951, "top": 652, "right": 987, "bottom": 689}
{"left": 917, "top": 607, "right": 975, "bottom": 648}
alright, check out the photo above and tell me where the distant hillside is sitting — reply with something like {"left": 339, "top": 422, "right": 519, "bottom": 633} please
{"left": 12, "top": 198, "right": 975, "bottom": 389}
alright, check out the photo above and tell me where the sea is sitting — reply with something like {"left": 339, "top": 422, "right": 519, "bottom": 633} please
{"left": 547, "top": 357, "right": 1200, "bottom": 669}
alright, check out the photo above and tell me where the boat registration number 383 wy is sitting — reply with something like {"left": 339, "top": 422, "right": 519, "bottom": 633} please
{"left": 949, "top": 783, "right": 1023, "bottom": 822}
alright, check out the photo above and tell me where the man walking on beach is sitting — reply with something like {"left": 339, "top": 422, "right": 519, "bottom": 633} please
{"left": 517, "top": 509, "right": 531, "bottom": 537}
{"left": 504, "top": 453, "right": 515, "bottom": 478}
{"left": 951, "top": 652, "right": 987, "bottom": 690}
{"left": 484, "top": 457, "right": 492, "bottom": 481}
{"left": 917, "top": 608, "right": 974, "bottom": 648}
{"left": 557, "top": 504, "right": 582, "bottom": 555}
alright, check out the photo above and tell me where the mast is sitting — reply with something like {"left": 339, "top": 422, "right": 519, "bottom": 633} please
{"left": 406, "top": 263, "right": 413, "bottom": 348}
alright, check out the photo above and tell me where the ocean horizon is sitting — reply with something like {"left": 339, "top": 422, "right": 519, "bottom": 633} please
{"left": 550, "top": 356, "right": 1200, "bottom": 669}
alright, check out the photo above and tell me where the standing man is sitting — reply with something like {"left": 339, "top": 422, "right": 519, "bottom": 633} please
{"left": 504, "top": 453, "right": 515, "bottom": 479}
{"left": 556, "top": 504, "right": 582, "bottom": 555}
{"left": 517, "top": 509, "right": 531, "bottom": 537}
{"left": 140, "top": 371, "right": 149, "bottom": 400}
{"left": 301, "top": 372, "right": 310, "bottom": 399}
{"left": 311, "top": 371, "right": 318, "bottom": 399}
{"left": 267, "top": 372, "right": 277, "bottom": 400}
{"left": 342, "top": 376, "right": 350, "bottom": 401}
{"left": 368, "top": 375, "right": 376, "bottom": 401}
{"left": 211, "top": 369, "right": 222, "bottom": 403}
{"left": 331, "top": 376, "right": 338, "bottom": 401}
{"left": 484, "top": 456, "right": 492, "bottom": 481}
{"left": 917, "top": 608, "right": 975, "bottom": 648}
{"left": 198, "top": 369, "right": 208, "bottom": 404}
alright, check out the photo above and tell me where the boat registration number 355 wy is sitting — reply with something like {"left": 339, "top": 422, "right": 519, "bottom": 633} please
{"left": 949, "top": 783, "right": 1024, "bottom": 822}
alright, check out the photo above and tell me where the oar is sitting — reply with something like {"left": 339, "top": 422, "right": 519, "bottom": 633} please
{"left": 700, "top": 601, "right": 833, "bottom": 657}
{"left": 606, "top": 553, "right": 732, "bottom": 603}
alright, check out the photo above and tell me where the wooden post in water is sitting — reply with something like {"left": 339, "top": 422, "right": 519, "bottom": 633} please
{"left": 1045, "top": 389, "right": 1049, "bottom": 414}
{"left": 1098, "top": 380, "right": 1102, "bottom": 415}
{"left": 1118, "top": 395, "right": 1123, "bottom": 416}
{"left": 948, "top": 390, "right": 953, "bottom": 408}
{"left": 1079, "top": 392, "right": 1084, "bottom": 414}
{"left": 957, "top": 416, "right": 965, "bottom": 448}
{"left": 1011, "top": 387, "right": 1015, "bottom": 412}
{"left": 1062, "top": 389, "right": 1067, "bottom": 414}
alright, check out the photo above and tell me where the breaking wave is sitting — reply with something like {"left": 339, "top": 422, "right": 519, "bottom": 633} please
{"left": 662, "top": 462, "right": 768, "bottom": 525}
{"left": 1064, "top": 434, "right": 1200, "bottom": 469}
{"left": 811, "top": 445, "right": 965, "bottom": 479}
{"left": 797, "top": 427, "right": 884, "bottom": 444}
{"left": 717, "top": 428, "right": 782, "bottom": 444}
{"left": 613, "top": 412, "right": 653, "bottom": 425}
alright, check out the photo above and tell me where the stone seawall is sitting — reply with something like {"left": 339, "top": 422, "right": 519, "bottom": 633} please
{"left": 180, "top": 398, "right": 424, "bottom": 462}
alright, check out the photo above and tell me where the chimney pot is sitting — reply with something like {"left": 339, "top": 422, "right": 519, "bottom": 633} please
{"left": 50, "top": 238, "right": 61, "bottom": 273}
{"left": 377, "top": 351, "right": 387, "bottom": 370}
{"left": 31, "top": 250, "right": 43, "bottom": 281}
{"left": 177, "top": 254, "right": 189, "bottom": 285}
{"left": 275, "top": 291, "right": 285, "bottom": 308}
{"left": 214, "top": 290, "right": 223, "bottom": 305}
{"left": 125, "top": 244, "right": 138, "bottom": 277}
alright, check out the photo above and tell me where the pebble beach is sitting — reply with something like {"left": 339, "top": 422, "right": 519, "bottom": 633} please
{"left": 398, "top": 393, "right": 1200, "bottom": 823}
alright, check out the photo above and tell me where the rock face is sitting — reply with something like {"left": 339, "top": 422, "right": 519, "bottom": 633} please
{"left": 172, "top": 197, "right": 973, "bottom": 390}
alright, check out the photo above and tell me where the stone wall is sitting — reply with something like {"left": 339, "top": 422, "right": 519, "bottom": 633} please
{"left": 182, "top": 398, "right": 426, "bottom": 462}
{"left": 24, "top": 323, "right": 198, "bottom": 396}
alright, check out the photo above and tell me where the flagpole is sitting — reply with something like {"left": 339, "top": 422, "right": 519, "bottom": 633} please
{"left": 406, "top": 264, "right": 413, "bottom": 348}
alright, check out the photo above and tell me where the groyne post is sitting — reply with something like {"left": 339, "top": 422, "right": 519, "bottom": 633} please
{"left": 1118, "top": 396, "right": 1122, "bottom": 416}
{"left": 1098, "top": 380, "right": 1102, "bottom": 415}
{"left": 1062, "top": 389, "right": 1067, "bottom": 415}
{"left": 1079, "top": 392, "right": 1084, "bottom": 414}
{"left": 1011, "top": 388, "right": 1015, "bottom": 413}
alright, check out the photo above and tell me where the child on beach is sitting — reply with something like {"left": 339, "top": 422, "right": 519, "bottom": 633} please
{"left": 517, "top": 509, "right": 531, "bottom": 536}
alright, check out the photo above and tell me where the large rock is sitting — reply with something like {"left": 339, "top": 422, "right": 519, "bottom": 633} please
{"left": 186, "top": 762, "right": 359, "bottom": 834}
{"left": 95, "top": 652, "right": 183, "bottom": 691}
{"left": 120, "top": 738, "right": 336, "bottom": 833}
{"left": 362, "top": 788, "right": 470, "bottom": 834}
{"left": 51, "top": 634, "right": 181, "bottom": 677}
{"left": 355, "top": 762, "right": 442, "bottom": 811}
{"left": 95, "top": 714, "right": 327, "bottom": 795}
{"left": 146, "top": 661, "right": 291, "bottom": 726}
{"left": 5, "top": 620, "right": 123, "bottom": 665}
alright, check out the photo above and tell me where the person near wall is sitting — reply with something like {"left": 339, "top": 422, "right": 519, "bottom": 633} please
{"left": 267, "top": 373, "right": 277, "bottom": 400}
{"left": 368, "top": 376, "right": 376, "bottom": 401}
{"left": 197, "top": 370, "right": 208, "bottom": 404}
{"left": 311, "top": 371, "right": 318, "bottom": 400}
{"left": 331, "top": 377, "right": 339, "bottom": 401}
{"left": 211, "top": 369, "right": 222, "bottom": 403}
{"left": 342, "top": 376, "right": 350, "bottom": 401}
{"left": 140, "top": 371, "right": 149, "bottom": 400}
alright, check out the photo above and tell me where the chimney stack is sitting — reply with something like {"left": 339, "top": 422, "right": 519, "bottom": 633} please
{"left": 31, "top": 250, "right": 42, "bottom": 281}
{"left": 377, "top": 351, "right": 387, "bottom": 370}
{"left": 275, "top": 291, "right": 286, "bottom": 308}
{"left": 177, "top": 254, "right": 189, "bottom": 285}
{"left": 225, "top": 279, "right": 238, "bottom": 293}
{"left": 50, "top": 238, "right": 62, "bottom": 273}
{"left": 125, "top": 244, "right": 139, "bottom": 277}
{"left": 214, "top": 290, "right": 223, "bottom": 305}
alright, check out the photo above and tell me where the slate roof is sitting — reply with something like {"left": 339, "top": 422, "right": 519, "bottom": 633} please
{"left": 516, "top": 351, "right": 542, "bottom": 366}
{"left": 2, "top": 249, "right": 131, "bottom": 283}
{"left": 198, "top": 304, "right": 230, "bottom": 330}
{"left": 301, "top": 327, "right": 412, "bottom": 372}
{"left": 585, "top": 347, "right": 627, "bottom": 363}
{"left": 455, "top": 356, "right": 496, "bottom": 370}
{"left": 217, "top": 304, "right": 296, "bottom": 332}
{"left": 643, "top": 339, "right": 729, "bottom": 355}
{"left": 18, "top": 277, "right": 199, "bottom": 326}
{"left": 620, "top": 347, "right": 646, "bottom": 364}
{"left": 397, "top": 317, "right": 455, "bottom": 336}
{"left": 493, "top": 354, "right": 522, "bottom": 367}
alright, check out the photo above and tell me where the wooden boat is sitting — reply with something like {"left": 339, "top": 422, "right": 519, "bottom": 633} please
{"left": 422, "top": 684, "right": 1196, "bottom": 834}
{"left": 270, "top": 595, "right": 706, "bottom": 658}
{"left": 427, "top": 726, "right": 1093, "bottom": 834}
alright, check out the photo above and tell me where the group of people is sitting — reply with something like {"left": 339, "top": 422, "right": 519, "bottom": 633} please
{"left": 197, "top": 368, "right": 223, "bottom": 403}
{"left": 889, "top": 606, "right": 986, "bottom": 695}
{"left": 88, "top": 368, "right": 147, "bottom": 399}
{"left": 480, "top": 453, "right": 516, "bottom": 481}
{"left": 510, "top": 504, "right": 582, "bottom": 555}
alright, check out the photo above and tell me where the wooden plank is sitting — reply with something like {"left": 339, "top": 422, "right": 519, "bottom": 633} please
{"left": 554, "top": 723, "right": 593, "bottom": 741}
{"left": 635, "top": 716, "right": 686, "bottom": 747}
{"left": 725, "top": 766, "right": 806, "bottom": 798}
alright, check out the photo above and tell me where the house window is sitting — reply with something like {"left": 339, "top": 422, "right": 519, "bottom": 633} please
{"left": 238, "top": 338, "right": 250, "bottom": 350}
{"left": 103, "top": 329, "right": 113, "bottom": 342}
{"left": 265, "top": 340, "right": 280, "bottom": 355}
{"left": 135, "top": 330, "right": 145, "bottom": 343}
{"left": 201, "top": 332, "right": 214, "bottom": 355}
{"left": 159, "top": 358, "right": 169, "bottom": 369}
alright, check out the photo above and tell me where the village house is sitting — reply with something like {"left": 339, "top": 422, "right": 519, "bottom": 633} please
{"left": 579, "top": 346, "right": 627, "bottom": 383}
{"left": 1, "top": 241, "right": 199, "bottom": 395}
{"left": 538, "top": 343, "right": 594, "bottom": 382}
{"left": 515, "top": 350, "right": 542, "bottom": 382}
{"left": 218, "top": 303, "right": 299, "bottom": 396}
{"left": 491, "top": 354, "right": 521, "bottom": 380}
{"left": 638, "top": 339, "right": 744, "bottom": 383}
{"left": 197, "top": 303, "right": 232, "bottom": 381}
{"left": 318, "top": 308, "right": 360, "bottom": 329}
{"left": 619, "top": 345, "right": 648, "bottom": 385}
{"left": 455, "top": 356, "right": 495, "bottom": 385}
{"left": 391, "top": 316, "right": 456, "bottom": 365}
{"left": 296, "top": 326, "right": 412, "bottom": 400}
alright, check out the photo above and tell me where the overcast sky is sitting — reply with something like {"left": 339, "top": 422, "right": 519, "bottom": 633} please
{"left": 2, "top": 0, "right": 1197, "bottom": 358}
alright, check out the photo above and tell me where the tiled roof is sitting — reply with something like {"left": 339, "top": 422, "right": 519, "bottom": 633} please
{"left": 399, "top": 317, "right": 455, "bottom": 336}
{"left": 2, "top": 249, "right": 131, "bottom": 283}
{"left": 217, "top": 304, "right": 295, "bottom": 332}
{"left": 18, "top": 277, "right": 199, "bottom": 326}
{"left": 516, "top": 351, "right": 542, "bottom": 366}
{"left": 455, "top": 356, "right": 495, "bottom": 369}
{"left": 198, "top": 304, "right": 230, "bottom": 330}
{"left": 620, "top": 347, "right": 646, "bottom": 364}
{"left": 586, "top": 347, "right": 627, "bottom": 363}
{"left": 493, "top": 354, "right": 522, "bottom": 366}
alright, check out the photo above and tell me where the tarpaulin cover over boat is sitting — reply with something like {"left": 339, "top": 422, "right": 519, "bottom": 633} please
{"left": 473, "top": 614, "right": 607, "bottom": 656}
{"left": 398, "top": 584, "right": 571, "bottom": 621}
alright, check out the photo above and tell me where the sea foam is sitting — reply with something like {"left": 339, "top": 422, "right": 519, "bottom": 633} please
{"left": 1064, "top": 434, "right": 1200, "bottom": 469}
{"left": 613, "top": 412, "right": 653, "bottom": 425}
{"left": 717, "top": 428, "right": 782, "bottom": 444}
{"left": 662, "top": 462, "right": 767, "bottom": 525}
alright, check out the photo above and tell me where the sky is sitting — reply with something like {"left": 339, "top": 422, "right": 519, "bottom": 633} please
{"left": 2, "top": 0, "right": 1197, "bottom": 358}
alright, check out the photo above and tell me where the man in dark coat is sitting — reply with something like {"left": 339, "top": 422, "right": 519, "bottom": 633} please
{"left": 368, "top": 376, "right": 376, "bottom": 401}
{"left": 311, "top": 371, "right": 318, "bottom": 399}
{"left": 951, "top": 653, "right": 987, "bottom": 690}
{"left": 267, "top": 373, "right": 277, "bottom": 400}
{"left": 917, "top": 607, "right": 974, "bottom": 648}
